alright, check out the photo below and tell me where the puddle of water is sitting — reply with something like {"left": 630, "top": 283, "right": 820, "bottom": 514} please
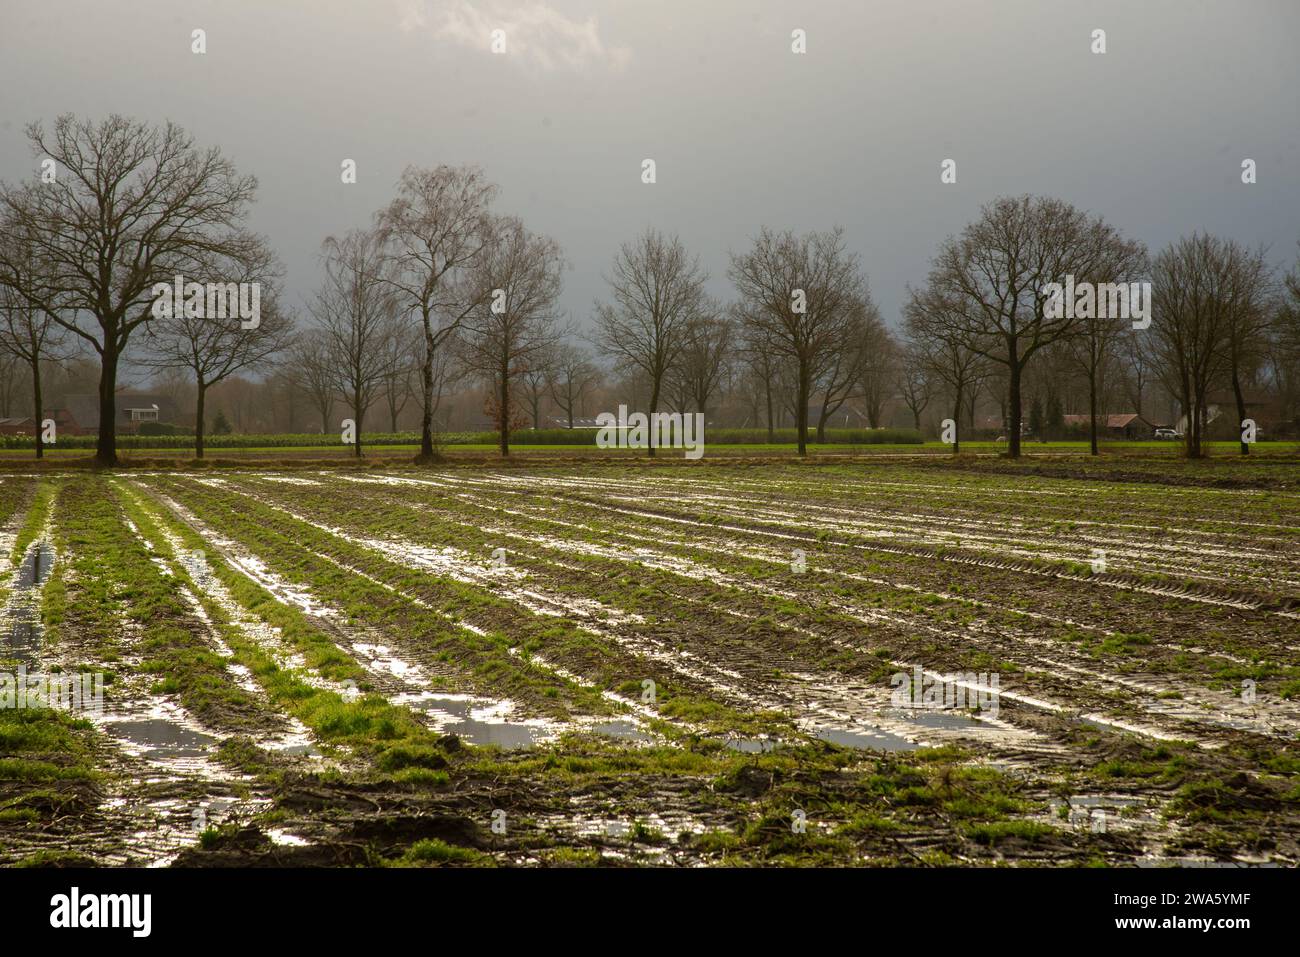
{"left": 892, "top": 708, "right": 992, "bottom": 732}
{"left": 396, "top": 692, "right": 549, "bottom": 749}
{"left": 1, "top": 541, "right": 55, "bottom": 667}
{"left": 0, "top": 603, "right": 41, "bottom": 666}
{"left": 102, "top": 717, "right": 219, "bottom": 760}
{"left": 590, "top": 720, "right": 656, "bottom": 744}
{"left": 724, "top": 736, "right": 782, "bottom": 753}
{"left": 439, "top": 720, "right": 541, "bottom": 749}
{"left": 814, "top": 726, "right": 920, "bottom": 752}
{"left": 15, "top": 541, "right": 54, "bottom": 589}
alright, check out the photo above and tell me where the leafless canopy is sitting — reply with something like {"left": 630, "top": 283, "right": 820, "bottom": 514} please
{"left": 594, "top": 228, "right": 708, "bottom": 455}
{"left": 0, "top": 114, "right": 261, "bottom": 464}
{"left": 668, "top": 302, "right": 732, "bottom": 420}
{"left": 376, "top": 165, "right": 498, "bottom": 460}
{"left": 914, "top": 195, "right": 1142, "bottom": 457}
{"left": 1151, "top": 233, "right": 1274, "bottom": 457}
{"left": 729, "top": 226, "right": 867, "bottom": 454}
{"left": 140, "top": 240, "right": 293, "bottom": 457}
{"left": 310, "top": 228, "right": 400, "bottom": 458}
{"left": 459, "top": 216, "right": 566, "bottom": 454}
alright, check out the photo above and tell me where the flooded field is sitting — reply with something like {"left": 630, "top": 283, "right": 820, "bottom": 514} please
{"left": 1, "top": 462, "right": 1297, "bottom": 867}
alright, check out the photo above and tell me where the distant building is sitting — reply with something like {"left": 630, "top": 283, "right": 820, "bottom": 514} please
{"left": 1062, "top": 413, "right": 1151, "bottom": 439}
{"left": 0, "top": 408, "right": 87, "bottom": 436}
{"left": 60, "top": 393, "right": 176, "bottom": 434}
{"left": 1186, "top": 391, "right": 1292, "bottom": 439}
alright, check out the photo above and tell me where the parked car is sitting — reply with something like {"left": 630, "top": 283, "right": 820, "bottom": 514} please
{"left": 1153, "top": 428, "right": 1180, "bottom": 440}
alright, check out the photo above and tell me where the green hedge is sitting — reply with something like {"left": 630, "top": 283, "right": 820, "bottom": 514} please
{"left": 0, "top": 426, "right": 922, "bottom": 451}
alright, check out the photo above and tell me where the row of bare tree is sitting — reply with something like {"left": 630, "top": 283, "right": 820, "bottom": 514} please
{"left": 903, "top": 196, "right": 1299, "bottom": 457}
{"left": 2, "top": 116, "right": 1297, "bottom": 463}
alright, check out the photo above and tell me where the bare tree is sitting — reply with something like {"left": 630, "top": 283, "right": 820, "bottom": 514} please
{"left": 459, "top": 217, "right": 565, "bottom": 454}
{"left": 312, "top": 229, "right": 398, "bottom": 458}
{"left": 905, "top": 284, "right": 987, "bottom": 454}
{"left": 964, "top": 365, "right": 992, "bottom": 435}
{"left": 0, "top": 115, "right": 261, "bottom": 465}
{"left": 0, "top": 353, "right": 21, "bottom": 417}
{"left": 1118, "top": 325, "right": 1155, "bottom": 427}
{"left": 549, "top": 344, "right": 601, "bottom": 428}
{"left": 594, "top": 229, "right": 708, "bottom": 456}
{"left": 814, "top": 300, "right": 879, "bottom": 442}
{"left": 916, "top": 195, "right": 1141, "bottom": 458}
{"left": 1269, "top": 248, "right": 1300, "bottom": 431}
{"left": 1063, "top": 242, "right": 1148, "bottom": 454}
{"left": 378, "top": 320, "right": 421, "bottom": 432}
{"left": 518, "top": 348, "right": 559, "bottom": 432}
{"left": 376, "top": 165, "right": 497, "bottom": 462}
{"left": 0, "top": 238, "right": 67, "bottom": 458}
{"left": 669, "top": 303, "right": 732, "bottom": 421}
{"left": 896, "top": 344, "right": 935, "bottom": 432}
{"left": 138, "top": 242, "right": 293, "bottom": 457}
{"left": 736, "top": 311, "right": 780, "bottom": 442}
{"left": 290, "top": 329, "right": 336, "bottom": 434}
{"left": 730, "top": 227, "right": 866, "bottom": 455}
{"left": 858, "top": 323, "right": 898, "bottom": 429}
{"left": 1151, "top": 234, "right": 1269, "bottom": 458}
{"left": 1219, "top": 242, "right": 1274, "bottom": 455}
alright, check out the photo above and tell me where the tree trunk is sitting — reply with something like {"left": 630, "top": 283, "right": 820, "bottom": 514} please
{"left": 353, "top": 400, "right": 363, "bottom": 458}
{"left": 796, "top": 360, "right": 810, "bottom": 456}
{"left": 647, "top": 380, "right": 659, "bottom": 458}
{"left": 1088, "top": 368, "right": 1099, "bottom": 456}
{"left": 1007, "top": 359, "right": 1022, "bottom": 459}
{"left": 195, "top": 382, "right": 207, "bottom": 459}
{"left": 499, "top": 367, "right": 511, "bottom": 457}
{"left": 1232, "top": 370, "right": 1249, "bottom": 456}
{"left": 418, "top": 314, "right": 436, "bottom": 461}
{"left": 951, "top": 384, "right": 963, "bottom": 455}
{"left": 31, "top": 358, "right": 43, "bottom": 460}
{"left": 95, "top": 338, "right": 119, "bottom": 467}
{"left": 1188, "top": 395, "right": 1202, "bottom": 459}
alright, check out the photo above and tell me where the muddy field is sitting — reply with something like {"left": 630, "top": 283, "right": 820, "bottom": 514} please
{"left": 2, "top": 461, "right": 1297, "bottom": 867}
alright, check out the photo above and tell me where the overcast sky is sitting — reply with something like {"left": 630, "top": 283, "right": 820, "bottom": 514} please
{"left": 2, "top": 0, "right": 1297, "bottom": 339}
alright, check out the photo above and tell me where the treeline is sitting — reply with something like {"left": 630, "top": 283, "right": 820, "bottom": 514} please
{"left": 0, "top": 426, "right": 922, "bottom": 452}
{"left": 2, "top": 115, "right": 1298, "bottom": 464}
